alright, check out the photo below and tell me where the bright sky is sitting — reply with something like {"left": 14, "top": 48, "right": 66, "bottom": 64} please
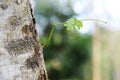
{"left": 32, "top": 0, "right": 120, "bottom": 34}
{"left": 72, "top": 0, "right": 120, "bottom": 33}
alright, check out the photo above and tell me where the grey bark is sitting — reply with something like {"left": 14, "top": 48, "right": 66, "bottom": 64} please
{"left": 0, "top": 0, "right": 48, "bottom": 80}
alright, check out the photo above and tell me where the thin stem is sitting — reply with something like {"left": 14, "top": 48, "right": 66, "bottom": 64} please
{"left": 45, "top": 23, "right": 55, "bottom": 47}
{"left": 80, "top": 19, "right": 107, "bottom": 24}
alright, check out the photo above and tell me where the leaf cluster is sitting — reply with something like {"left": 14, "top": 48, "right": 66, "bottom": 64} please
{"left": 64, "top": 18, "right": 83, "bottom": 31}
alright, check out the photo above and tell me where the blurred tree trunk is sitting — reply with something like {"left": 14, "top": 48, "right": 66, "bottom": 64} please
{"left": 108, "top": 31, "right": 120, "bottom": 80}
{"left": 0, "top": 0, "right": 48, "bottom": 80}
{"left": 92, "top": 25, "right": 101, "bottom": 80}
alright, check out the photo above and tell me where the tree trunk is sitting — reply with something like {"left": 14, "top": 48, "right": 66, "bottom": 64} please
{"left": 0, "top": 0, "right": 48, "bottom": 80}
{"left": 92, "top": 25, "right": 101, "bottom": 80}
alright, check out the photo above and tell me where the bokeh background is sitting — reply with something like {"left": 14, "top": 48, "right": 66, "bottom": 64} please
{"left": 32, "top": 0, "right": 120, "bottom": 80}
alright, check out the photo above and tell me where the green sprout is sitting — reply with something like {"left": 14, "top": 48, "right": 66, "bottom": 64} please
{"left": 44, "top": 18, "right": 107, "bottom": 47}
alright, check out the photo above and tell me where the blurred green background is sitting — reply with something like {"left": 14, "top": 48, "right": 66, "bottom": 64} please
{"left": 33, "top": 0, "right": 120, "bottom": 80}
{"left": 33, "top": 0, "right": 92, "bottom": 80}
{"left": 34, "top": 0, "right": 92, "bottom": 80}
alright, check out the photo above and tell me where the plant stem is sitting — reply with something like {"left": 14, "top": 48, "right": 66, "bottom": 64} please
{"left": 80, "top": 19, "right": 107, "bottom": 24}
{"left": 45, "top": 23, "right": 55, "bottom": 47}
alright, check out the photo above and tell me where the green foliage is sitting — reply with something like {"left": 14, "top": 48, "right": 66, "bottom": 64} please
{"left": 64, "top": 18, "right": 83, "bottom": 31}
{"left": 43, "top": 30, "right": 92, "bottom": 80}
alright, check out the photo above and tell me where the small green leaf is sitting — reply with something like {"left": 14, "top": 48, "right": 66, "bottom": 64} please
{"left": 64, "top": 18, "right": 83, "bottom": 31}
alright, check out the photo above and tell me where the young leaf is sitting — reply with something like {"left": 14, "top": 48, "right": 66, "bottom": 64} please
{"left": 64, "top": 18, "right": 83, "bottom": 31}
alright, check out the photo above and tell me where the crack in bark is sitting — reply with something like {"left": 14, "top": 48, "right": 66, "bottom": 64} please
{"left": 25, "top": 1, "right": 48, "bottom": 80}
{"left": 25, "top": 55, "right": 39, "bottom": 70}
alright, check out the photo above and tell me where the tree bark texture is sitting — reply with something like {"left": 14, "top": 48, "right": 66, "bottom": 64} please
{"left": 0, "top": 0, "right": 48, "bottom": 80}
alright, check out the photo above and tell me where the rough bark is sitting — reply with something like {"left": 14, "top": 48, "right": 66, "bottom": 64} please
{"left": 0, "top": 0, "right": 48, "bottom": 80}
